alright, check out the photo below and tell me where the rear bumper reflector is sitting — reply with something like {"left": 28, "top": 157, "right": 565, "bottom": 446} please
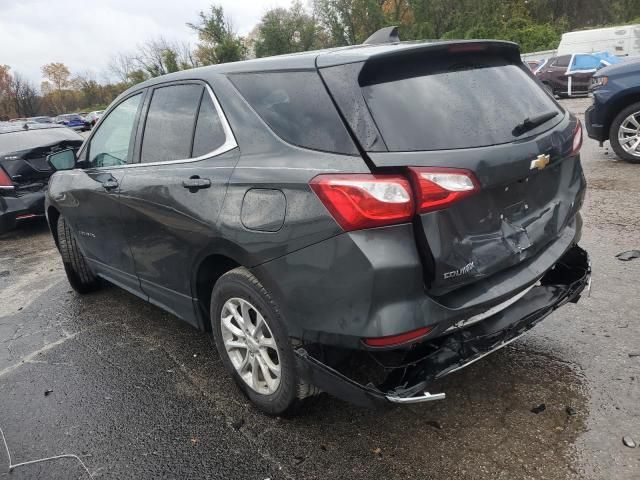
{"left": 362, "top": 326, "right": 432, "bottom": 347}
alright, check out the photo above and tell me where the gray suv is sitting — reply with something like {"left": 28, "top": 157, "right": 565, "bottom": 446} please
{"left": 45, "top": 34, "right": 590, "bottom": 415}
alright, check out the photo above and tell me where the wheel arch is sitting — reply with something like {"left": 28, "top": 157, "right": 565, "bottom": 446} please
{"left": 191, "top": 243, "right": 251, "bottom": 330}
{"left": 603, "top": 90, "right": 640, "bottom": 140}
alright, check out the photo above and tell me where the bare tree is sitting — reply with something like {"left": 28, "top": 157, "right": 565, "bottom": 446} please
{"left": 176, "top": 41, "right": 199, "bottom": 70}
{"left": 10, "top": 73, "right": 40, "bottom": 117}
{"left": 0, "top": 65, "right": 13, "bottom": 119}
{"left": 108, "top": 52, "right": 137, "bottom": 84}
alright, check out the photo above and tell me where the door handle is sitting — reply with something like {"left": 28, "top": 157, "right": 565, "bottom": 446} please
{"left": 182, "top": 176, "right": 211, "bottom": 191}
{"left": 102, "top": 179, "right": 119, "bottom": 191}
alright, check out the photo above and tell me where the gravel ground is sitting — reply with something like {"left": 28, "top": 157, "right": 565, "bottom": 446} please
{"left": 0, "top": 97, "right": 638, "bottom": 479}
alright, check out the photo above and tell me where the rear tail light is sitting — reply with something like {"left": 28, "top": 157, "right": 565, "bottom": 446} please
{"left": 570, "top": 119, "right": 583, "bottom": 156}
{"left": 363, "top": 326, "right": 432, "bottom": 348}
{"left": 310, "top": 174, "right": 414, "bottom": 231}
{"left": 409, "top": 167, "right": 480, "bottom": 213}
{"left": 0, "top": 167, "right": 14, "bottom": 189}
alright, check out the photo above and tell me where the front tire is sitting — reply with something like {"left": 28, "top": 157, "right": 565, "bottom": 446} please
{"left": 57, "top": 216, "right": 101, "bottom": 293}
{"left": 211, "top": 267, "right": 313, "bottom": 415}
{"left": 609, "top": 102, "right": 640, "bottom": 164}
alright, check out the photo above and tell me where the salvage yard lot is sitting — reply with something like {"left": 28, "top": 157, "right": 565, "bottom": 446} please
{"left": 0, "top": 98, "right": 638, "bottom": 479}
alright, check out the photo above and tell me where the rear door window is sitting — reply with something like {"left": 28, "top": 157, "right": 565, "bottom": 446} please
{"left": 141, "top": 84, "right": 203, "bottom": 163}
{"left": 360, "top": 55, "right": 563, "bottom": 151}
{"left": 191, "top": 91, "right": 226, "bottom": 157}
{"left": 230, "top": 71, "right": 357, "bottom": 155}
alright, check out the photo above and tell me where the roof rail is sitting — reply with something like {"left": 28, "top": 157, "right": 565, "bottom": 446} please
{"left": 363, "top": 26, "right": 400, "bottom": 45}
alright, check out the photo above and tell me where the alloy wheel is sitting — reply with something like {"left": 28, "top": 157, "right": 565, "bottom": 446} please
{"left": 618, "top": 111, "right": 640, "bottom": 158}
{"left": 220, "top": 297, "right": 281, "bottom": 395}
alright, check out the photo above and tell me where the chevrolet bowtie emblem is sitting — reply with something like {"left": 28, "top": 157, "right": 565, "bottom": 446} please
{"left": 530, "top": 154, "right": 550, "bottom": 170}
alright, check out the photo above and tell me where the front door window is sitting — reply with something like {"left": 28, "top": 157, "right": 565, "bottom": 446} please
{"left": 87, "top": 93, "right": 142, "bottom": 168}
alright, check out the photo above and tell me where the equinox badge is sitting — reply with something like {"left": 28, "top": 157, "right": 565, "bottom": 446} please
{"left": 530, "top": 154, "right": 550, "bottom": 171}
{"left": 444, "top": 262, "right": 475, "bottom": 280}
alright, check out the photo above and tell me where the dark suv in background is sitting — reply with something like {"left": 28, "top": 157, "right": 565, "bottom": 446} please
{"left": 45, "top": 34, "right": 590, "bottom": 415}
{"left": 586, "top": 58, "right": 640, "bottom": 163}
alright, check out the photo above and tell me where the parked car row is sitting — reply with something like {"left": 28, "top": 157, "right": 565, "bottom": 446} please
{"left": 7, "top": 110, "right": 104, "bottom": 132}
{"left": 54, "top": 111, "right": 104, "bottom": 130}
{"left": 54, "top": 113, "right": 87, "bottom": 131}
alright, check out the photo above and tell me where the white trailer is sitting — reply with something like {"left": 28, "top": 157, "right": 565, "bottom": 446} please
{"left": 557, "top": 25, "right": 640, "bottom": 57}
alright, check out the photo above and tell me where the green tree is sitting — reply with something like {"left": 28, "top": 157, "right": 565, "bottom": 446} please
{"left": 127, "top": 69, "right": 149, "bottom": 85}
{"left": 188, "top": 5, "right": 246, "bottom": 65}
{"left": 255, "top": 2, "right": 324, "bottom": 57}
{"left": 314, "top": 0, "right": 388, "bottom": 45}
{"left": 162, "top": 48, "right": 180, "bottom": 73}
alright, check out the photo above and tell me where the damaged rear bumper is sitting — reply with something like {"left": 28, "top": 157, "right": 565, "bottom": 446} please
{"left": 0, "top": 190, "right": 46, "bottom": 233}
{"left": 295, "top": 244, "right": 591, "bottom": 408}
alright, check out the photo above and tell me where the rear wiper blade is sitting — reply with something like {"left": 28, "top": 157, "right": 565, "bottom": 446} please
{"left": 512, "top": 110, "right": 559, "bottom": 137}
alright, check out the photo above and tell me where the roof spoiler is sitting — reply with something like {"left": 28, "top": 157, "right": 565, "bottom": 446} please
{"left": 364, "top": 26, "right": 400, "bottom": 45}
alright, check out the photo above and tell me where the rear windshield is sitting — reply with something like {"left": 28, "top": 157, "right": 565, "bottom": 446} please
{"left": 0, "top": 128, "right": 81, "bottom": 154}
{"left": 361, "top": 55, "right": 562, "bottom": 151}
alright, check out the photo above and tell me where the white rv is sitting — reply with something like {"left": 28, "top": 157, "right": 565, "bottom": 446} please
{"left": 558, "top": 25, "right": 640, "bottom": 57}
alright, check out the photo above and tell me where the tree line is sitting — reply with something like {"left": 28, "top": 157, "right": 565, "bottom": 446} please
{"left": 2, "top": 0, "right": 638, "bottom": 119}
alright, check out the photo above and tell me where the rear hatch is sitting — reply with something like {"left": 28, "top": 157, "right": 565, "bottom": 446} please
{"left": 318, "top": 41, "right": 586, "bottom": 295}
{"left": 0, "top": 127, "right": 83, "bottom": 193}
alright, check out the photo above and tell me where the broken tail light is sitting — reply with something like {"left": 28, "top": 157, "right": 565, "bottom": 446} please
{"left": 310, "top": 174, "right": 414, "bottom": 231}
{"left": 0, "top": 167, "right": 14, "bottom": 189}
{"left": 409, "top": 167, "right": 480, "bottom": 214}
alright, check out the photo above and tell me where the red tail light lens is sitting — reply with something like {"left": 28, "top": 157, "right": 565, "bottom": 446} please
{"left": 409, "top": 167, "right": 480, "bottom": 213}
{"left": 0, "top": 167, "right": 14, "bottom": 188}
{"left": 310, "top": 174, "right": 414, "bottom": 231}
{"left": 570, "top": 119, "right": 583, "bottom": 156}
{"left": 363, "top": 326, "right": 432, "bottom": 348}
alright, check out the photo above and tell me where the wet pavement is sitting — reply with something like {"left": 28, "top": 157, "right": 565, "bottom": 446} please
{"left": 1, "top": 98, "right": 638, "bottom": 479}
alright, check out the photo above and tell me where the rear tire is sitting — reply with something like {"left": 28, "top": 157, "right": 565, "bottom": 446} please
{"left": 211, "top": 267, "right": 317, "bottom": 416}
{"left": 609, "top": 102, "right": 640, "bottom": 163}
{"left": 57, "top": 216, "right": 101, "bottom": 293}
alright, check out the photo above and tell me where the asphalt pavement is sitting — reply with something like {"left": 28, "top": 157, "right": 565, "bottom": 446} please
{"left": 0, "top": 98, "right": 638, "bottom": 479}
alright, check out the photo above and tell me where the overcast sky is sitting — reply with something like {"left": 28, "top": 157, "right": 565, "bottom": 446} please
{"left": 0, "top": 0, "right": 296, "bottom": 86}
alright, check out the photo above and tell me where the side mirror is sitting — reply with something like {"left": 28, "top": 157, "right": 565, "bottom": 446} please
{"left": 47, "top": 149, "right": 76, "bottom": 171}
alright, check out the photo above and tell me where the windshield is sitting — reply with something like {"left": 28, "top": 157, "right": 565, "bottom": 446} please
{"left": 361, "top": 57, "right": 563, "bottom": 151}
